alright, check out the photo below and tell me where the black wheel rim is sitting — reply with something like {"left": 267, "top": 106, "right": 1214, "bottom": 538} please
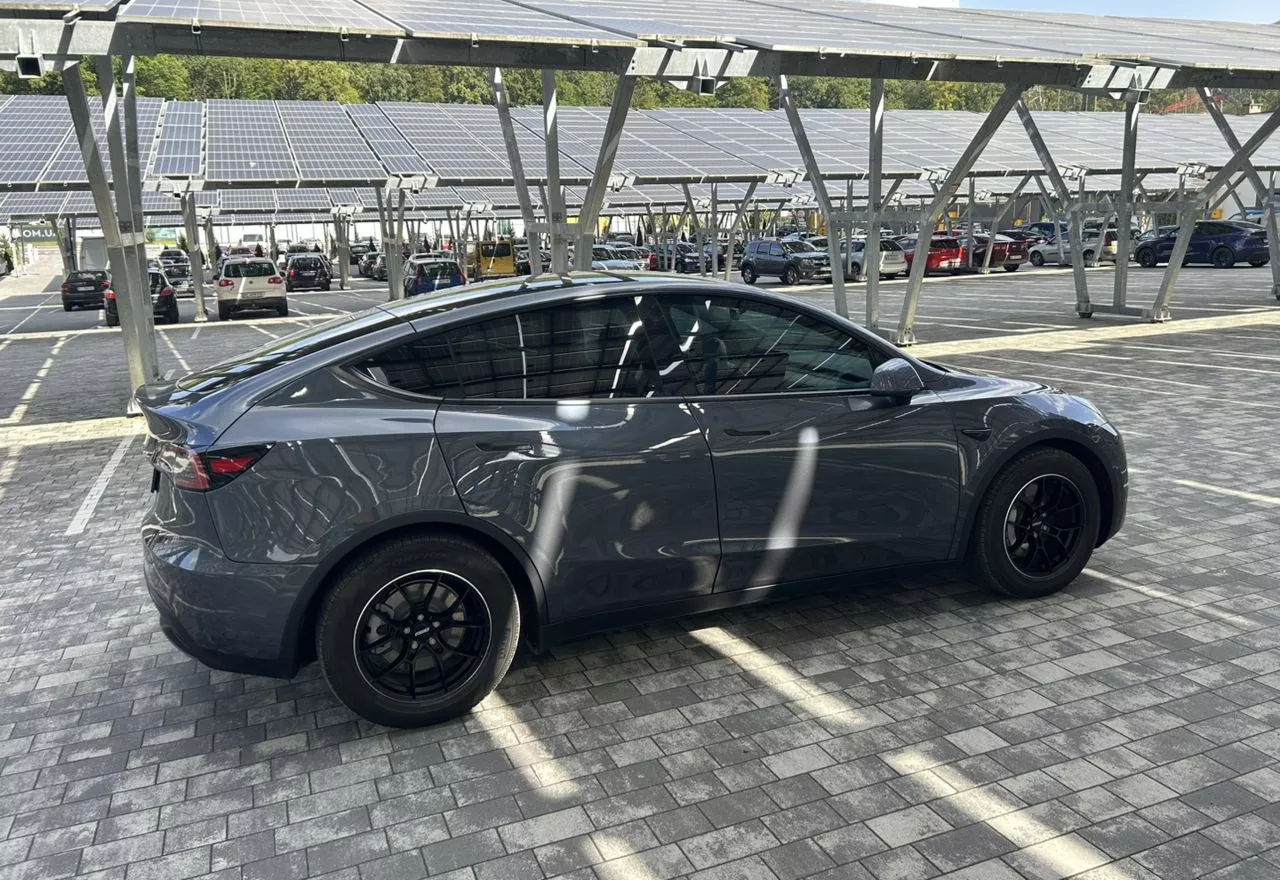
{"left": 354, "top": 570, "right": 491, "bottom": 704}
{"left": 1003, "top": 475, "right": 1085, "bottom": 578}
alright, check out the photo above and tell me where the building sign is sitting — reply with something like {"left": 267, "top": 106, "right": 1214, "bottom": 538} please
{"left": 10, "top": 224, "right": 59, "bottom": 244}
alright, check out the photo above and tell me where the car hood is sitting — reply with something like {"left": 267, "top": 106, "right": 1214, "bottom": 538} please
{"left": 926, "top": 366, "right": 1058, "bottom": 399}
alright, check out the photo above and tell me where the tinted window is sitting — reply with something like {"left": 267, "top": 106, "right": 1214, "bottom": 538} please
{"left": 356, "top": 299, "right": 657, "bottom": 401}
{"left": 768, "top": 243, "right": 784, "bottom": 257}
{"left": 224, "top": 261, "right": 275, "bottom": 278}
{"left": 782, "top": 241, "right": 816, "bottom": 254}
{"left": 419, "top": 262, "right": 459, "bottom": 279}
{"left": 650, "top": 295, "right": 885, "bottom": 396}
{"left": 291, "top": 257, "right": 323, "bottom": 270}
{"left": 68, "top": 270, "right": 108, "bottom": 283}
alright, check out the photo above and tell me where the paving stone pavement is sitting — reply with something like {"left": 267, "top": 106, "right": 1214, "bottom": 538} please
{"left": 0, "top": 266, "right": 1278, "bottom": 879}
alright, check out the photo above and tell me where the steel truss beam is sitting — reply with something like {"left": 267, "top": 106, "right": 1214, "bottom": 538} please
{"left": 1198, "top": 88, "right": 1280, "bottom": 300}
{"left": 180, "top": 193, "right": 208, "bottom": 321}
{"left": 1018, "top": 101, "right": 1091, "bottom": 316}
{"left": 542, "top": 71, "right": 570, "bottom": 275}
{"left": 1151, "top": 107, "right": 1280, "bottom": 320}
{"left": 895, "top": 83, "right": 1026, "bottom": 344}
{"left": 575, "top": 74, "right": 637, "bottom": 272}
{"left": 778, "top": 75, "right": 848, "bottom": 317}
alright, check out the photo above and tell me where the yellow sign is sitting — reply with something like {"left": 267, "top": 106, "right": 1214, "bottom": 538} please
{"left": 1210, "top": 208, "right": 1223, "bottom": 220}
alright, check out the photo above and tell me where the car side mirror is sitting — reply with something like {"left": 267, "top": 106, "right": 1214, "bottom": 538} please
{"left": 870, "top": 358, "right": 925, "bottom": 402}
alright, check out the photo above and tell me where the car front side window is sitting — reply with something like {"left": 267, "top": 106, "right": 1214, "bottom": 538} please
{"left": 650, "top": 295, "right": 886, "bottom": 397}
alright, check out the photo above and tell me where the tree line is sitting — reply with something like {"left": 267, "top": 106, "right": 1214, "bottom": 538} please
{"left": 2, "top": 56, "right": 1276, "bottom": 115}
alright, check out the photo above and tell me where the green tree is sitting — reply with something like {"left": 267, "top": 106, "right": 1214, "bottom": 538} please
{"left": 715, "top": 78, "right": 769, "bottom": 110}
{"left": 135, "top": 56, "right": 191, "bottom": 100}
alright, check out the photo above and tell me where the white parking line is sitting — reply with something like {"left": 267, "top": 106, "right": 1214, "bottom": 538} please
{"left": 3, "top": 292, "right": 57, "bottom": 335}
{"left": 250, "top": 325, "right": 281, "bottom": 339}
{"left": 190, "top": 326, "right": 201, "bottom": 341}
{"left": 2, "top": 337, "right": 68, "bottom": 425}
{"left": 159, "top": 331, "right": 192, "bottom": 374}
{"left": 1173, "top": 480, "right": 1280, "bottom": 506}
{"left": 65, "top": 434, "right": 135, "bottom": 536}
{"left": 956, "top": 353, "right": 1212, "bottom": 390}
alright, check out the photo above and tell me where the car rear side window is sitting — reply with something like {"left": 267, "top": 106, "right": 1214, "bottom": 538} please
{"left": 651, "top": 295, "right": 885, "bottom": 396}
{"left": 354, "top": 299, "right": 660, "bottom": 401}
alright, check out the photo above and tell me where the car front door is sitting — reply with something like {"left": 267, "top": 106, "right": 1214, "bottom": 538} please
{"left": 421, "top": 294, "right": 721, "bottom": 621}
{"left": 649, "top": 293, "right": 961, "bottom": 591}
{"left": 1185, "top": 222, "right": 1214, "bottom": 263}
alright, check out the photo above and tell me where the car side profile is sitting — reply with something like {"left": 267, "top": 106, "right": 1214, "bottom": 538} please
{"left": 740, "top": 238, "right": 832, "bottom": 285}
{"left": 1134, "top": 220, "right": 1270, "bottom": 269}
{"left": 139, "top": 273, "right": 1126, "bottom": 728}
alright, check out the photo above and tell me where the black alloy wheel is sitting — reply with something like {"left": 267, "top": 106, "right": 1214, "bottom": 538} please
{"left": 317, "top": 533, "right": 520, "bottom": 727}
{"left": 1212, "top": 246, "right": 1236, "bottom": 269}
{"left": 1136, "top": 247, "right": 1158, "bottom": 268}
{"left": 354, "top": 570, "right": 491, "bottom": 703}
{"left": 782, "top": 265, "right": 799, "bottom": 285}
{"left": 1002, "top": 476, "right": 1085, "bottom": 578}
{"left": 967, "top": 447, "right": 1100, "bottom": 599}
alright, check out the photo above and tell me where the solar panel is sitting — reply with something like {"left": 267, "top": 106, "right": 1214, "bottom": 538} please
{"left": 0, "top": 96, "right": 73, "bottom": 186}
{"left": 117, "top": 0, "right": 406, "bottom": 36}
{"left": 205, "top": 100, "right": 298, "bottom": 182}
{"left": 275, "top": 102, "right": 386, "bottom": 182}
{"left": 346, "top": 104, "right": 436, "bottom": 176}
{"left": 381, "top": 104, "right": 515, "bottom": 183}
{"left": 1, "top": 190, "right": 69, "bottom": 218}
{"left": 152, "top": 101, "right": 204, "bottom": 177}
{"left": 361, "top": 0, "right": 637, "bottom": 44}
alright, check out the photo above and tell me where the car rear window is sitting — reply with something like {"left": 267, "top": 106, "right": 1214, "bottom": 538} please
{"left": 224, "top": 260, "right": 275, "bottom": 278}
{"left": 419, "top": 262, "right": 460, "bottom": 279}
{"left": 932, "top": 238, "right": 961, "bottom": 249}
{"left": 176, "top": 309, "right": 400, "bottom": 394}
{"left": 291, "top": 257, "right": 322, "bottom": 270}
{"left": 68, "top": 271, "right": 108, "bottom": 283}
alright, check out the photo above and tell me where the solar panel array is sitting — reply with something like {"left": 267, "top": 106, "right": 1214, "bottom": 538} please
{"left": 276, "top": 102, "right": 386, "bottom": 182}
{"left": 152, "top": 101, "right": 204, "bottom": 176}
{"left": 204, "top": 100, "right": 298, "bottom": 183}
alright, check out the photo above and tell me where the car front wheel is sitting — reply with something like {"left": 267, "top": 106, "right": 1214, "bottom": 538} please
{"left": 967, "top": 447, "right": 1101, "bottom": 599}
{"left": 782, "top": 265, "right": 799, "bottom": 285}
{"left": 316, "top": 533, "right": 521, "bottom": 728}
{"left": 1136, "top": 248, "right": 1158, "bottom": 268}
{"left": 1029, "top": 251, "right": 1045, "bottom": 267}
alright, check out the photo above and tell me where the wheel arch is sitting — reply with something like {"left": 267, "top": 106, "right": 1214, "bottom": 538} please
{"left": 954, "top": 434, "right": 1117, "bottom": 558}
{"left": 287, "top": 512, "right": 548, "bottom": 673}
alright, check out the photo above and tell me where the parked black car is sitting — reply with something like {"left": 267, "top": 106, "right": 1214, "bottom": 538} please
{"left": 285, "top": 254, "right": 332, "bottom": 292}
{"left": 740, "top": 238, "right": 832, "bottom": 285}
{"left": 107, "top": 268, "right": 179, "bottom": 326}
{"left": 138, "top": 273, "right": 1126, "bottom": 728}
{"left": 61, "top": 269, "right": 111, "bottom": 310}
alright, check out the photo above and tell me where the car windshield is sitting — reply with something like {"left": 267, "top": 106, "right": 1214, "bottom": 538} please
{"left": 68, "top": 271, "right": 108, "bottom": 283}
{"left": 223, "top": 260, "right": 275, "bottom": 278}
{"left": 782, "top": 241, "right": 818, "bottom": 254}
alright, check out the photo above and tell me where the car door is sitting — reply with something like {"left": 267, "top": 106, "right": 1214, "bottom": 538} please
{"left": 1185, "top": 222, "right": 1214, "bottom": 263}
{"left": 648, "top": 293, "right": 961, "bottom": 591}
{"left": 425, "top": 294, "right": 721, "bottom": 621}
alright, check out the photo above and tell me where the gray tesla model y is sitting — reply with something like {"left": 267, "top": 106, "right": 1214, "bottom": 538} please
{"left": 139, "top": 273, "right": 1127, "bottom": 727}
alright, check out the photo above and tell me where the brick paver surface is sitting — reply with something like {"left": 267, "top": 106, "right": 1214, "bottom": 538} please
{"left": 0, "top": 263, "right": 1278, "bottom": 879}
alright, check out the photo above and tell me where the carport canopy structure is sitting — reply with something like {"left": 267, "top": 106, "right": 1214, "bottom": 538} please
{"left": 3, "top": 0, "right": 1280, "bottom": 396}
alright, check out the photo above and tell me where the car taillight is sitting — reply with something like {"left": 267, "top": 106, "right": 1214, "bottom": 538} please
{"left": 154, "top": 442, "right": 271, "bottom": 491}
{"left": 161, "top": 288, "right": 175, "bottom": 298}
{"left": 289, "top": 270, "right": 296, "bottom": 278}
{"left": 61, "top": 282, "right": 69, "bottom": 293}
{"left": 218, "top": 278, "right": 233, "bottom": 287}
{"left": 105, "top": 289, "right": 115, "bottom": 300}
{"left": 269, "top": 276, "right": 284, "bottom": 285}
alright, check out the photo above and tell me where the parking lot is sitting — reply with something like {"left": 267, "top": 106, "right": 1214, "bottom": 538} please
{"left": 1, "top": 254, "right": 1280, "bottom": 880}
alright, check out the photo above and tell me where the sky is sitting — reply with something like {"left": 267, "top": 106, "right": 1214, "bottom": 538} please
{"left": 962, "top": 0, "right": 1275, "bottom": 23}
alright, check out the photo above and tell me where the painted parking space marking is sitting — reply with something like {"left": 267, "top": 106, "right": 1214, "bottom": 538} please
{"left": 2, "top": 337, "right": 67, "bottom": 425}
{"left": 1172, "top": 480, "right": 1280, "bottom": 507}
{"left": 65, "top": 433, "right": 136, "bottom": 536}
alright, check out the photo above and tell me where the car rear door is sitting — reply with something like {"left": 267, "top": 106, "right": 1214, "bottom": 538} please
{"left": 650, "top": 292, "right": 961, "bottom": 590}
{"left": 423, "top": 294, "right": 721, "bottom": 621}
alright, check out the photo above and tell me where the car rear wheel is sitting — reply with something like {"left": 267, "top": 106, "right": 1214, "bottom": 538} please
{"left": 1249, "top": 257, "right": 1269, "bottom": 267}
{"left": 105, "top": 312, "right": 119, "bottom": 327}
{"left": 1213, "top": 247, "right": 1236, "bottom": 269}
{"left": 782, "top": 265, "right": 799, "bottom": 286}
{"left": 316, "top": 533, "right": 520, "bottom": 728}
{"left": 741, "top": 264, "right": 757, "bottom": 285}
{"left": 218, "top": 304, "right": 230, "bottom": 321}
{"left": 1029, "top": 251, "right": 1045, "bottom": 267}
{"left": 967, "top": 447, "right": 1100, "bottom": 599}
{"left": 1003, "top": 264, "right": 1020, "bottom": 272}
{"left": 63, "top": 302, "right": 73, "bottom": 312}
{"left": 166, "top": 301, "right": 180, "bottom": 324}
{"left": 278, "top": 302, "right": 289, "bottom": 317}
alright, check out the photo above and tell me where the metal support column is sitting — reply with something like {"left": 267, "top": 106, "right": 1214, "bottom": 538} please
{"left": 896, "top": 84, "right": 1025, "bottom": 344}
{"left": 966, "top": 177, "right": 976, "bottom": 270}
{"left": 54, "top": 216, "right": 75, "bottom": 275}
{"left": 1111, "top": 99, "right": 1141, "bottom": 310}
{"left": 1199, "top": 88, "right": 1280, "bottom": 300}
{"left": 542, "top": 70, "right": 570, "bottom": 274}
{"left": 725, "top": 182, "right": 756, "bottom": 282}
{"left": 181, "top": 194, "right": 207, "bottom": 322}
{"left": 390, "top": 190, "right": 406, "bottom": 298}
{"left": 575, "top": 74, "right": 637, "bottom": 271}
{"left": 493, "top": 67, "right": 542, "bottom": 276}
{"left": 1151, "top": 107, "right": 1280, "bottom": 319}
{"left": 709, "top": 184, "right": 719, "bottom": 280}
{"left": 866, "top": 78, "right": 886, "bottom": 328}
{"left": 778, "top": 75, "right": 848, "bottom": 317}
{"left": 1018, "top": 101, "right": 1091, "bottom": 316}
{"left": 64, "top": 60, "right": 156, "bottom": 395}
{"left": 335, "top": 215, "right": 351, "bottom": 290}
{"left": 118, "top": 56, "right": 151, "bottom": 341}
{"left": 980, "top": 175, "right": 1032, "bottom": 275}
{"left": 681, "top": 184, "right": 703, "bottom": 276}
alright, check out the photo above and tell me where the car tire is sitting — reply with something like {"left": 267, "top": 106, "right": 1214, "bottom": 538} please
{"left": 1082, "top": 250, "right": 1095, "bottom": 263}
{"left": 1029, "top": 251, "right": 1045, "bottom": 267}
{"left": 63, "top": 302, "right": 73, "bottom": 312}
{"left": 967, "top": 447, "right": 1101, "bottom": 600}
{"left": 1212, "top": 247, "right": 1236, "bottom": 269}
{"left": 1249, "top": 257, "right": 1269, "bottom": 267}
{"left": 741, "top": 264, "right": 757, "bottom": 285}
{"left": 1136, "top": 248, "right": 1158, "bottom": 268}
{"left": 1003, "top": 264, "right": 1020, "bottom": 272}
{"left": 316, "top": 532, "right": 521, "bottom": 728}
{"left": 323, "top": 282, "right": 332, "bottom": 291}
{"left": 782, "top": 265, "right": 799, "bottom": 286}
{"left": 278, "top": 302, "right": 289, "bottom": 317}
{"left": 218, "top": 304, "right": 230, "bottom": 321}
{"left": 105, "top": 312, "right": 119, "bottom": 327}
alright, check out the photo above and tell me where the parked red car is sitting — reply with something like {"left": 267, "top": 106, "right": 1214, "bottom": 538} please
{"left": 897, "top": 236, "right": 964, "bottom": 273}
{"left": 960, "top": 234, "right": 1028, "bottom": 272}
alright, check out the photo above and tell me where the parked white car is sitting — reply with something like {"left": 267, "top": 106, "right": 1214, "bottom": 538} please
{"left": 1028, "top": 231, "right": 1117, "bottom": 266}
{"left": 588, "top": 245, "right": 646, "bottom": 272}
{"left": 216, "top": 257, "right": 288, "bottom": 320}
